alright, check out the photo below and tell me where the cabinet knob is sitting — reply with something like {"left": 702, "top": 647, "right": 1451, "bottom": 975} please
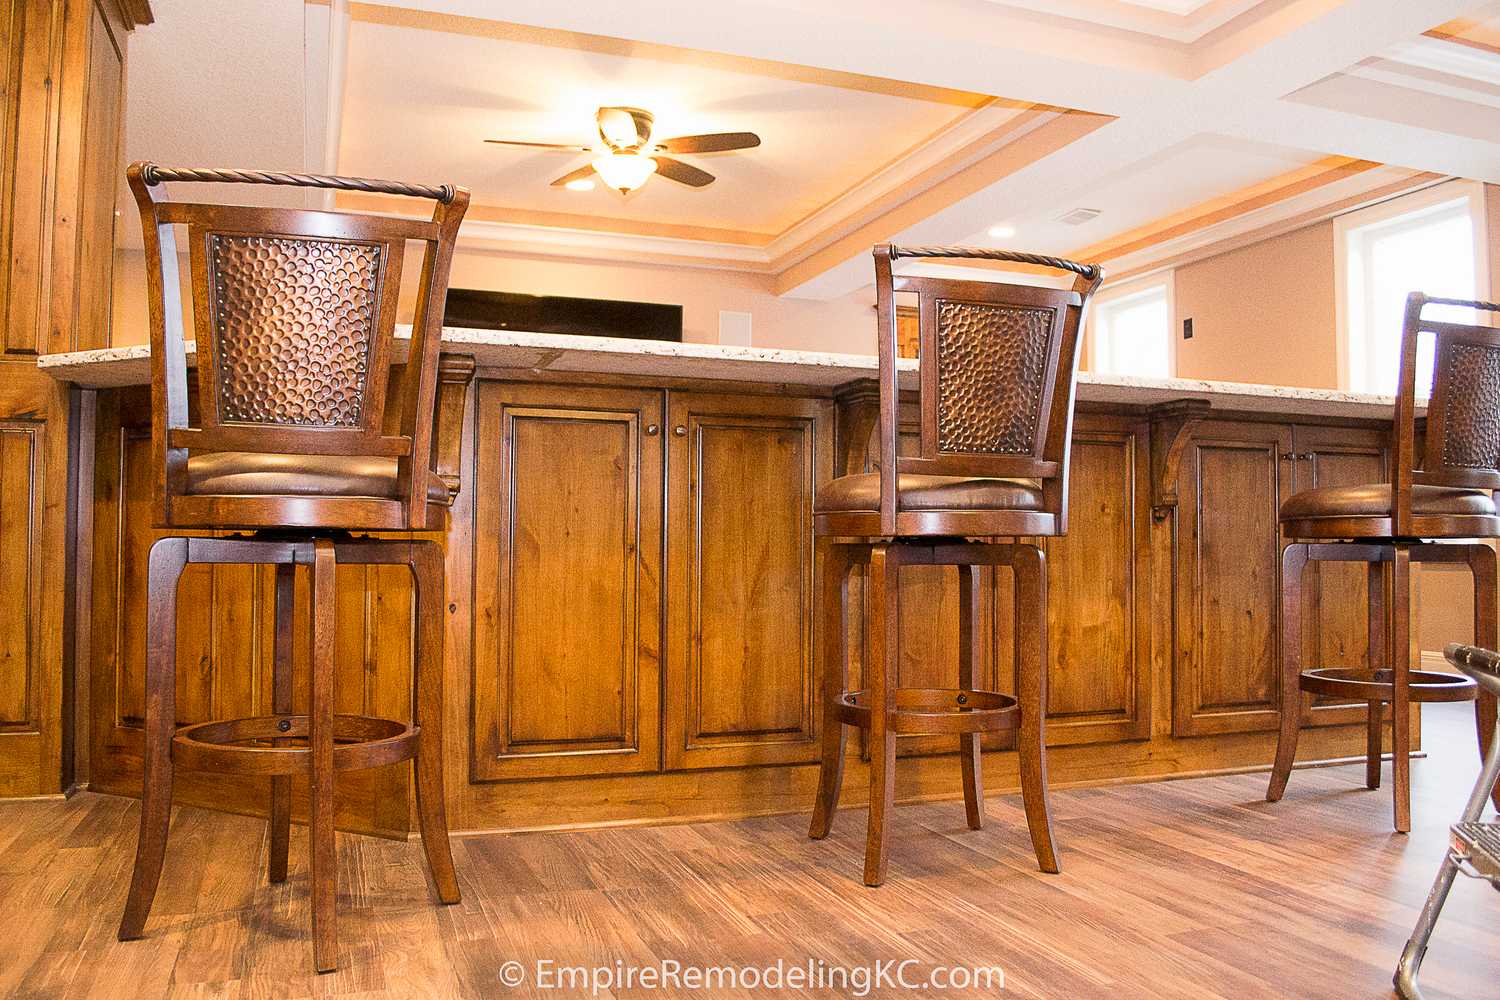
{"left": 645, "top": 424, "right": 659, "bottom": 436}
{"left": 673, "top": 425, "right": 687, "bottom": 437}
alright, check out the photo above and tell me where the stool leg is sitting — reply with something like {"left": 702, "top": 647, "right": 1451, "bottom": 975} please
{"left": 1392, "top": 546, "right": 1412, "bottom": 833}
{"left": 1367, "top": 560, "right": 1386, "bottom": 792}
{"left": 863, "top": 544, "right": 898, "bottom": 887}
{"left": 118, "top": 536, "right": 189, "bottom": 941}
{"left": 411, "top": 541, "right": 460, "bottom": 904}
{"left": 1268, "top": 543, "right": 1309, "bottom": 802}
{"left": 810, "top": 541, "right": 851, "bottom": 840}
{"left": 1015, "top": 543, "right": 1058, "bottom": 874}
{"left": 309, "top": 539, "right": 338, "bottom": 972}
{"left": 1467, "top": 544, "right": 1500, "bottom": 813}
{"left": 957, "top": 564, "right": 983, "bottom": 831}
{"left": 268, "top": 562, "right": 295, "bottom": 884}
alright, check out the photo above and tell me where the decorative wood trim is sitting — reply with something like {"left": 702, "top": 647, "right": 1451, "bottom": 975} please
{"left": 1148, "top": 398, "right": 1211, "bottom": 521}
{"left": 1070, "top": 156, "right": 1382, "bottom": 268}
{"left": 832, "top": 378, "right": 880, "bottom": 478}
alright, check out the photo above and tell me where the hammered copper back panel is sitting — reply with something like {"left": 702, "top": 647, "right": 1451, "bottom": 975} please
{"left": 1438, "top": 341, "right": 1500, "bottom": 471}
{"left": 209, "top": 234, "right": 382, "bottom": 427}
{"left": 935, "top": 299, "right": 1053, "bottom": 454}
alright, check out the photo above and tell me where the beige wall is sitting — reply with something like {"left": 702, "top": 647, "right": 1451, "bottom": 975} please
{"left": 1172, "top": 220, "right": 1339, "bottom": 388}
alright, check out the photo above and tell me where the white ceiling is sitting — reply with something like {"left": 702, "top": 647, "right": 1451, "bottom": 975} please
{"left": 120, "top": 0, "right": 1500, "bottom": 299}
{"left": 958, "top": 135, "right": 1321, "bottom": 253}
{"left": 336, "top": 17, "right": 988, "bottom": 238}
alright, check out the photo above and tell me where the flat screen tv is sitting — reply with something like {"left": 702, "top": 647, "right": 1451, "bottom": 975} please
{"left": 443, "top": 289, "right": 682, "bottom": 342}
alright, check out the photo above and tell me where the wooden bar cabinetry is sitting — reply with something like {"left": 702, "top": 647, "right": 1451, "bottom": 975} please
{"left": 59, "top": 358, "right": 1412, "bottom": 835}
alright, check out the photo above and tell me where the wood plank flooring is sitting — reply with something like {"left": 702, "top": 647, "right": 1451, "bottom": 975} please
{"left": 1, "top": 704, "right": 1496, "bottom": 998}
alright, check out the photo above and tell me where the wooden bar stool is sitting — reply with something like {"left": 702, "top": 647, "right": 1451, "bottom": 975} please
{"left": 1269, "top": 292, "right": 1500, "bottom": 832}
{"left": 116, "top": 162, "right": 470, "bottom": 972}
{"left": 809, "top": 244, "right": 1102, "bottom": 885}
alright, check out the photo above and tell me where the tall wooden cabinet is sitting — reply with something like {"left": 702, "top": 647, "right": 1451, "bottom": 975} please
{"left": 0, "top": 0, "right": 148, "bottom": 797}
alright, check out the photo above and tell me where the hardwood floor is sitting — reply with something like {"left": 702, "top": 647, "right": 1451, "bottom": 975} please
{"left": 1, "top": 705, "right": 1495, "bottom": 999}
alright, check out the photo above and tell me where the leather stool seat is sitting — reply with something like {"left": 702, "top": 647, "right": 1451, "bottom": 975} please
{"left": 814, "top": 473, "right": 1042, "bottom": 514}
{"left": 186, "top": 452, "right": 451, "bottom": 505}
{"left": 1280, "top": 482, "right": 1494, "bottom": 522}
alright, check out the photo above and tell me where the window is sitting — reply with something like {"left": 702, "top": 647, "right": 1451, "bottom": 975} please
{"left": 1337, "top": 182, "right": 1489, "bottom": 395}
{"left": 1089, "top": 277, "right": 1173, "bottom": 379}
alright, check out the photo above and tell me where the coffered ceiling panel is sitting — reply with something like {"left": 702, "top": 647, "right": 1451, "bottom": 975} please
{"left": 1290, "top": 10, "right": 1500, "bottom": 142}
{"left": 961, "top": 135, "right": 1322, "bottom": 254}
{"left": 335, "top": 13, "right": 1018, "bottom": 244}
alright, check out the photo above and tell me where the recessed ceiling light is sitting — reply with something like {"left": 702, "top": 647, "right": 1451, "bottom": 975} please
{"left": 564, "top": 178, "right": 595, "bottom": 192}
{"left": 987, "top": 224, "right": 1016, "bottom": 239}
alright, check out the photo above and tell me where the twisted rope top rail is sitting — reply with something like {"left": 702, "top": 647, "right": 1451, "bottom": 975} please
{"left": 138, "top": 163, "right": 456, "bottom": 204}
{"left": 1419, "top": 294, "right": 1500, "bottom": 313}
{"left": 888, "top": 244, "right": 1100, "bottom": 281}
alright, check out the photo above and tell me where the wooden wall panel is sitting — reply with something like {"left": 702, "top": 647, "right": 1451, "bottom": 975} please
{"left": 0, "top": 0, "right": 63, "bottom": 357}
{"left": 47, "top": 0, "right": 126, "bottom": 354}
{"left": 0, "top": 423, "right": 42, "bottom": 726}
{"left": 1174, "top": 420, "right": 1291, "bottom": 736}
{"left": 1044, "top": 415, "right": 1152, "bottom": 745}
{"left": 472, "top": 382, "right": 663, "bottom": 780}
{"left": 664, "top": 392, "right": 832, "bottom": 769}
{"left": 0, "top": 368, "right": 71, "bottom": 797}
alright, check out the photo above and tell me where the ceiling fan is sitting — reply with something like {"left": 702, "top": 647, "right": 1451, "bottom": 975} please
{"left": 485, "top": 106, "right": 760, "bottom": 194}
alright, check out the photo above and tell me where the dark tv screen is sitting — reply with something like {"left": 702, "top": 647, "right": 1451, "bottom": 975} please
{"left": 444, "top": 289, "right": 682, "bottom": 342}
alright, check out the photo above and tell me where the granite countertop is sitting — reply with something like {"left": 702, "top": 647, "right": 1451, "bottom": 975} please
{"left": 37, "top": 326, "right": 1402, "bottom": 420}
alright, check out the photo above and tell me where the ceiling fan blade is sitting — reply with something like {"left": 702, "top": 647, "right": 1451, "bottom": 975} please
{"left": 550, "top": 164, "right": 598, "bottom": 187}
{"left": 485, "top": 139, "right": 592, "bottom": 152}
{"left": 655, "top": 132, "right": 760, "bottom": 154}
{"left": 652, "top": 157, "right": 714, "bottom": 187}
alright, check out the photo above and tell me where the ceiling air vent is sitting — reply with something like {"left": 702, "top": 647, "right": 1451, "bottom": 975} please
{"left": 1055, "top": 207, "right": 1101, "bottom": 226}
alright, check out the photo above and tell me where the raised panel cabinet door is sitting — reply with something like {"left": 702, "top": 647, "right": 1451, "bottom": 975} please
{"left": 664, "top": 392, "right": 832, "bottom": 769}
{"left": 473, "top": 383, "right": 664, "bottom": 780}
{"left": 1292, "top": 423, "right": 1391, "bottom": 727}
{"left": 1174, "top": 420, "right": 1293, "bottom": 736}
{"left": 1043, "top": 414, "right": 1152, "bottom": 745}
{"left": 0, "top": 368, "right": 60, "bottom": 796}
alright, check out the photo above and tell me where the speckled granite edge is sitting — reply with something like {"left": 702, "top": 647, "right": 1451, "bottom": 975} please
{"left": 36, "top": 326, "right": 1403, "bottom": 419}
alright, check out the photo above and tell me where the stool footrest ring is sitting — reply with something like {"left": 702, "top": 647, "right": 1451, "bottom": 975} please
{"left": 171, "top": 714, "right": 419, "bottom": 775}
{"left": 834, "top": 687, "right": 1019, "bottom": 735}
{"left": 1299, "top": 668, "right": 1477, "bottom": 703}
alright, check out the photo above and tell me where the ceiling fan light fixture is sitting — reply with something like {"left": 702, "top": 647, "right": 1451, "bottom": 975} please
{"left": 593, "top": 152, "right": 657, "bottom": 193}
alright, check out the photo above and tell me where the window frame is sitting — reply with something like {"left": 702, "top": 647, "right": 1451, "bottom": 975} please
{"left": 1086, "top": 272, "right": 1176, "bottom": 379}
{"left": 1334, "top": 180, "right": 1490, "bottom": 394}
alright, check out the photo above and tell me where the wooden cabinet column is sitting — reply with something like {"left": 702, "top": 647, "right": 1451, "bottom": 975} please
{"left": 0, "top": 0, "right": 149, "bottom": 797}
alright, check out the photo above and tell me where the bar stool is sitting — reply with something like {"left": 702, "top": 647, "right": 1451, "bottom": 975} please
{"left": 808, "top": 244, "right": 1103, "bottom": 885}
{"left": 1394, "top": 642, "right": 1500, "bottom": 1000}
{"left": 1268, "top": 292, "right": 1500, "bottom": 832}
{"left": 116, "top": 162, "right": 470, "bottom": 971}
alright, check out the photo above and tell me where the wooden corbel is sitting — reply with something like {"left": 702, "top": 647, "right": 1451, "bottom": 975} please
{"left": 434, "top": 353, "right": 476, "bottom": 503}
{"left": 833, "top": 378, "right": 881, "bottom": 477}
{"left": 1148, "top": 398, "right": 1211, "bottom": 521}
